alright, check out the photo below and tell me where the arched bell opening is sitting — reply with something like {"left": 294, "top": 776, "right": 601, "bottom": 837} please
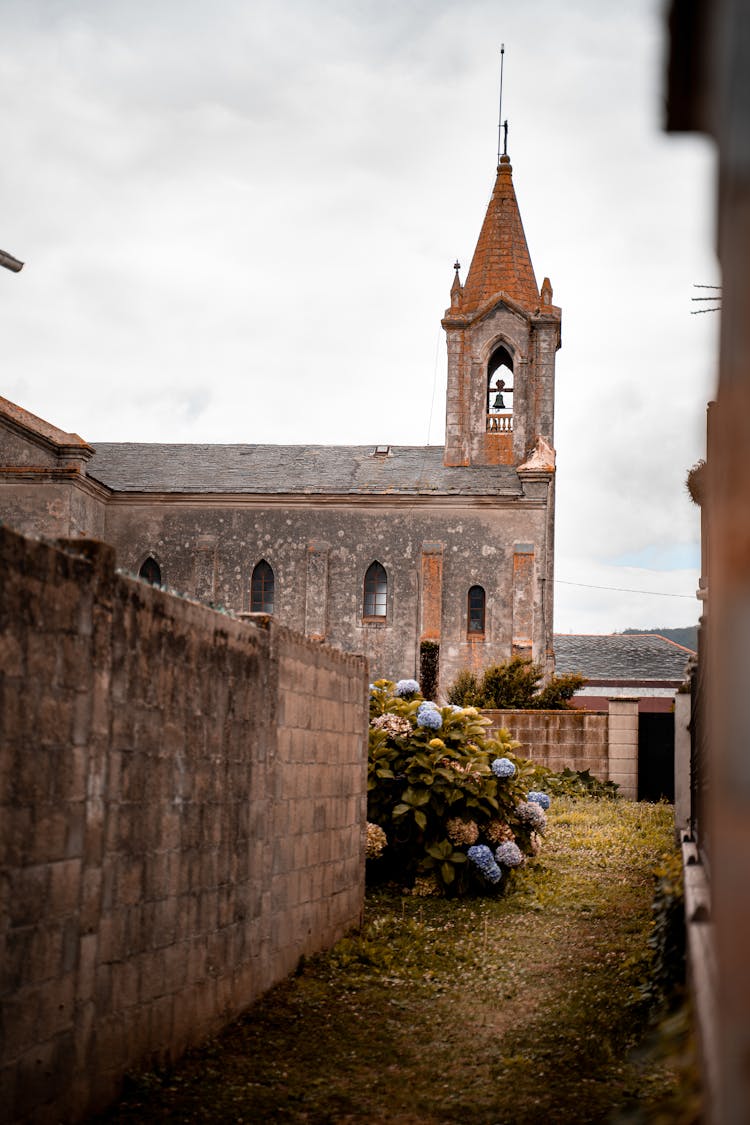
{"left": 486, "top": 344, "right": 514, "bottom": 433}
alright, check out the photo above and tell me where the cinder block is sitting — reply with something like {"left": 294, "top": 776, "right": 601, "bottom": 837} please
{"left": 115, "top": 860, "right": 143, "bottom": 907}
{"left": 2, "top": 985, "right": 42, "bottom": 1056}
{"left": 138, "top": 948, "right": 167, "bottom": 1003}
{"left": 2, "top": 805, "right": 35, "bottom": 866}
{"left": 11, "top": 1030, "right": 75, "bottom": 1120}
{"left": 9, "top": 864, "right": 50, "bottom": 927}
{"left": 37, "top": 972, "right": 76, "bottom": 1038}
{"left": 76, "top": 933, "right": 98, "bottom": 1003}
{"left": 0, "top": 628, "right": 24, "bottom": 677}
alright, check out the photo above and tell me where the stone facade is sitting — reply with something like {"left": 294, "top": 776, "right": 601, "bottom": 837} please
{"left": 0, "top": 523, "right": 367, "bottom": 1123}
{"left": 0, "top": 155, "right": 560, "bottom": 693}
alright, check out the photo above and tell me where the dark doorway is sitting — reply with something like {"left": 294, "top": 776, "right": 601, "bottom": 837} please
{"left": 638, "top": 712, "right": 675, "bottom": 802}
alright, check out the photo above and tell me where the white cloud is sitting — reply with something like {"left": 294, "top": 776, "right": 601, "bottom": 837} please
{"left": 0, "top": 0, "right": 715, "bottom": 632}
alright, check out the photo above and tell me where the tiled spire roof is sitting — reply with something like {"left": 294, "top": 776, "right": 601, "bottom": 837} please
{"left": 460, "top": 155, "right": 539, "bottom": 313}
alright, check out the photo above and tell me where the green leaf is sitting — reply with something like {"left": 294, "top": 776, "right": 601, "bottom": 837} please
{"left": 436, "top": 767, "right": 457, "bottom": 781}
{"left": 440, "top": 862, "right": 455, "bottom": 884}
{"left": 376, "top": 768, "right": 395, "bottom": 779}
{"left": 393, "top": 803, "right": 410, "bottom": 818}
{"left": 403, "top": 787, "right": 431, "bottom": 807}
{"left": 414, "top": 810, "right": 427, "bottom": 830}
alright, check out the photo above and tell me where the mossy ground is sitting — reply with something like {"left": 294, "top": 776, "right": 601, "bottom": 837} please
{"left": 96, "top": 799, "right": 701, "bottom": 1124}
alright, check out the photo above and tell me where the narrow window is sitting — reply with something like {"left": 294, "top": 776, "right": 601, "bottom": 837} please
{"left": 251, "top": 560, "right": 275, "bottom": 614}
{"left": 467, "top": 585, "right": 486, "bottom": 635}
{"left": 363, "top": 561, "right": 387, "bottom": 619}
{"left": 139, "top": 557, "right": 162, "bottom": 586}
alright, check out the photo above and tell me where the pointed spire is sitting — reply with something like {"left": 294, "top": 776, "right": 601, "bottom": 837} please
{"left": 460, "top": 155, "right": 539, "bottom": 314}
{"left": 450, "top": 260, "right": 463, "bottom": 309}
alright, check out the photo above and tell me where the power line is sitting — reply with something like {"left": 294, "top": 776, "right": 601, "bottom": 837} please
{"left": 555, "top": 578, "right": 695, "bottom": 599}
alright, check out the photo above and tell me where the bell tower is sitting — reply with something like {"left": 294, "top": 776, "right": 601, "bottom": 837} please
{"left": 442, "top": 154, "right": 561, "bottom": 468}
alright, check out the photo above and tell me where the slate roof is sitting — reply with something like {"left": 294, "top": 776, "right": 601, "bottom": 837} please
{"left": 554, "top": 633, "right": 695, "bottom": 683}
{"left": 87, "top": 443, "right": 523, "bottom": 496}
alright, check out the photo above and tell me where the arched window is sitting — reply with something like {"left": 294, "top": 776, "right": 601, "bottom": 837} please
{"left": 139, "top": 557, "right": 162, "bottom": 586}
{"left": 487, "top": 344, "right": 514, "bottom": 416}
{"left": 467, "top": 585, "right": 486, "bottom": 635}
{"left": 251, "top": 560, "right": 275, "bottom": 614}
{"left": 363, "top": 561, "right": 387, "bottom": 620}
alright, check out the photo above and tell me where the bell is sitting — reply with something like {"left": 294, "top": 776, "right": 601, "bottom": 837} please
{"left": 492, "top": 391, "right": 506, "bottom": 410}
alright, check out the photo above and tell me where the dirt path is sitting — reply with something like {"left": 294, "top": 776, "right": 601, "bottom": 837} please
{"left": 97, "top": 799, "right": 689, "bottom": 1124}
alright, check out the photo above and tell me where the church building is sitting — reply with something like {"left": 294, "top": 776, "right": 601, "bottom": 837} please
{"left": 0, "top": 153, "right": 561, "bottom": 692}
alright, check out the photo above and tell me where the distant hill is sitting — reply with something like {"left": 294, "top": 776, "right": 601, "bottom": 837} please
{"left": 620, "top": 625, "right": 698, "bottom": 652}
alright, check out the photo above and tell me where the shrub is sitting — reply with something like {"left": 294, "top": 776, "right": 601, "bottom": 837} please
{"left": 367, "top": 678, "right": 542, "bottom": 895}
{"left": 447, "top": 656, "right": 585, "bottom": 710}
{"left": 526, "top": 764, "right": 620, "bottom": 800}
{"left": 480, "top": 657, "right": 540, "bottom": 708}
{"left": 419, "top": 640, "right": 440, "bottom": 702}
{"left": 446, "top": 668, "right": 482, "bottom": 707}
{"left": 644, "top": 849, "right": 686, "bottom": 1011}
{"left": 534, "top": 671, "right": 587, "bottom": 709}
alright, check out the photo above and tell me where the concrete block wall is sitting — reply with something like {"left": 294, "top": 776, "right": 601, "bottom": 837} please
{"left": 673, "top": 691, "right": 691, "bottom": 840}
{"left": 607, "top": 699, "right": 639, "bottom": 800}
{"left": 483, "top": 708, "right": 609, "bottom": 779}
{"left": 484, "top": 701, "right": 640, "bottom": 799}
{"left": 0, "top": 525, "right": 368, "bottom": 1124}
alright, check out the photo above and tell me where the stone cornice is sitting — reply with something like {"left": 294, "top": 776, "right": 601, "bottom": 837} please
{"left": 103, "top": 490, "right": 552, "bottom": 511}
{"left": 0, "top": 467, "right": 111, "bottom": 499}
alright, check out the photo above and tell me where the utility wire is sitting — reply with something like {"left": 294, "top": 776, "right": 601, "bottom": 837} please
{"left": 555, "top": 578, "right": 695, "bottom": 599}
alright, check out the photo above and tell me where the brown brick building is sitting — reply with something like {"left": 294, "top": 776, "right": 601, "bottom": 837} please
{"left": 0, "top": 155, "right": 561, "bottom": 691}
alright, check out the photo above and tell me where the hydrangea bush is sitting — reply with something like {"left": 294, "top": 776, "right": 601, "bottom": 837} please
{"left": 367, "top": 678, "right": 552, "bottom": 895}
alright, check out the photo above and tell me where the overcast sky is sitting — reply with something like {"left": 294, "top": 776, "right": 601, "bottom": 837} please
{"left": 0, "top": 0, "right": 718, "bottom": 636}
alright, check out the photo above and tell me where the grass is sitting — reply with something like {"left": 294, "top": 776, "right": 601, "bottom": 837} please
{"left": 96, "top": 798, "right": 701, "bottom": 1124}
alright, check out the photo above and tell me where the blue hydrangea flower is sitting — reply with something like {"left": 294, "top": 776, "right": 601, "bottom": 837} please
{"left": 395, "top": 679, "right": 420, "bottom": 697}
{"left": 449, "top": 704, "right": 464, "bottom": 713}
{"left": 491, "top": 757, "right": 516, "bottom": 779}
{"left": 495, "top": 841, "right": 524, "bottom": 868}
{"left": 416, "top": 707, "right": 442, "bottom": 731}
{"left": 467, "top": 844, "right": 502, "bottom": 885}
{"left": 527, "top": 790, "right": 551, "bottom": 810}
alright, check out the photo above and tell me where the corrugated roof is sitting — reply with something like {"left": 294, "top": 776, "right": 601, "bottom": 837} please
{"left": 554, "top": 633, "right": 695, "bottom": 682}
{"left": 87, "top": 443, "right": 523, "bottom": 496}
{"left": 460, "top": 156, "right": 539, "bottom": 314}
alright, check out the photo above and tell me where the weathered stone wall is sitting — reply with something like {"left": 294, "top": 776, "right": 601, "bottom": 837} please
{"left": 0, "top": 524, "right": 367, "bottom": 1124}
{"left": 0, "top": 478, "right": 107, "bottom": 542}
{"left": 101, "top": 498, "right": 551, "bottom": 691}
{"left": 0, "top": 405, "right": 556, "bottom": 695}
{"left": 483, "top": 708, "right": 610, "bottom": 778}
